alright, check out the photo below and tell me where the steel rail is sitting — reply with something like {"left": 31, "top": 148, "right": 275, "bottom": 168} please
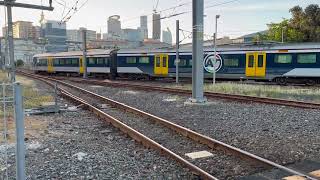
{"left": 20, "top": 72, "right": 217, "bottom": 180}
{"left": 62, "top": 77, "right": 320, "bottom": 110}
{"left": 18, "top": 71, "right": 318, "bottom": 180}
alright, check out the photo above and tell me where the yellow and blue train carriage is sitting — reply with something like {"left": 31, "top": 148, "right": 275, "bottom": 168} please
{"left": 33, "top": 49, "right": 116, "bottom": 77}
{"left": 33, "top": 42, "right": 320, "bottom": 85}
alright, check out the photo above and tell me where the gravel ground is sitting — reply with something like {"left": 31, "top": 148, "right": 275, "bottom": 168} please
{"left": 61, "top": 85, "right": 261, "bottom": 179}
{"left": 70, "top": 81, "right": 320, "bottom": 177}
{"left": 0, "top": 79, "right": 195, "bottom": 179}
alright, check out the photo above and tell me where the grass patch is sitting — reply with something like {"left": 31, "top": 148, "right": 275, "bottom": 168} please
{"left": 0, "top": 70, "right": 53, "bottom": 116}
{"left": 169, "top": 82, "right": 320, "bottom": 103}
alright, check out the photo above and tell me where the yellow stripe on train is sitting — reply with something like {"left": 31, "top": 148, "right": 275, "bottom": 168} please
{"left": 48, "top": 57, "right": 54, "bottom": 73}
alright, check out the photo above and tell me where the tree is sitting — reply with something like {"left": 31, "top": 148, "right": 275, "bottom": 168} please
{"left": 263, "top": 4, "right": 320, "bottom": 42}
{"left": 15, "top": 59, "right": 24, "bottom": 67}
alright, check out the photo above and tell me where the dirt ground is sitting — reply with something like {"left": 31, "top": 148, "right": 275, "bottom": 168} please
{"left": 0, "top": 116, "right": 49, "bottom": 144}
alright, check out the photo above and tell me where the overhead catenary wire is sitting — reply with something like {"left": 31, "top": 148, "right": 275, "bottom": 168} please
{"left": 61, "top": 0, "right": 89, "bottom": 23}
{"left": 60, "top": 0, "right": 79, "bottom": 23}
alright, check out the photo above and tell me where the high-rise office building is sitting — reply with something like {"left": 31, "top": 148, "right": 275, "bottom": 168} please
{"left": 67, "top": 29, "right": 79, "bottom": 42}
{"left": 152, "top": 13, "right": 161, "bottom": 40}
{"left": 96, "top": 33, "right": 102, "bottom": 40}
{"left": 79, "top": 27, "right": 96, "bottom": 42}
{"left": 108, "top": 15, "right": 122, "bottom": 37}
{"left": 13, "top": 21, "right": 33, "bottom": 39}
{"left": 140, "top": 16, "right": 148, "bottom": 39}
{"left": 41, "top": 20, "right": 67, "bottom": 52}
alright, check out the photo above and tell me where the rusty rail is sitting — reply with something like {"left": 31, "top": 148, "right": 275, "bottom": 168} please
{"left": 20, "top": 72, "right": 217, "bottom": 179}
{"left": 18, "top": 71, "right": 318, "bottom": 180}
{"left": 59, "top": 77, "right": 320, "bottom": 110}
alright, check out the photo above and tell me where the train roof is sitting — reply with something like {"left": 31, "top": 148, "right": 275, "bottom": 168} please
{"left": 117, "top": 42, "right": 320, "bottom": 54}
{"left": 34, "top": 42, "right": 320, "bottom": 58}
{"left": 34, "top": 49, "right": 114, "bottom": 58}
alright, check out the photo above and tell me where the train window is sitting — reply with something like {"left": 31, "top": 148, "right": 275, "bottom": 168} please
{"left": 72, "top": 59, "right": 78, "bottom": 65}
{"left": 258, "top": 55, "right": 264, "bottom": 67}
{"left": 274, "top": 54, "right": 292, "bottom": 64}
{"left": 105, "top": 58, "right": 110, "bottom": 66}
{"left": 39, "top": 59, "right": 47, "bottom": 66}
{"left": 126, "top": 57, "right": 137, "bottom": 64}
{"left": 156, "top": 56, "right": 161, "bottom": 67}
{"left": 54, "top": 59, "right": 59, "bottom": 65}
{"left": 65, "top": 59, "right": 72, "bottom": 65}
{"left": 248, "top": 55, "right": 254, "bottom": 67}
{"left": 59, "top": 59, "right": 65, "bottom": 65}
{"left": 297, "top": 54, "right": 317, "bottom": 64}
{"left": 224, "top": 58, "right": 239, "bottom": 67}
{"left": 139, "top": 57, "right": 150, "bottom": 64}
{"left": 189, "top": 59, "right": 193, "bottom": 66}
{"left": 89, "top": 58, "right": 96, "bottom": 65}
{"left": 97, "top": 58, "right": 105, "bottom": 65}
{"left": 175, "top": 59, "right": 187, "bottom": 66}
{"left": 163, "top": 56, "right": 167, "bottom": 67}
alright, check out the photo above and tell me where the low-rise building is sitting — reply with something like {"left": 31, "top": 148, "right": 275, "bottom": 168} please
{"left": 162, "top": 28, "right": 172, "bottom": 45}
{"left": 0, "top": 38, "right": 45, "bottom": 64}
{"left": 67, "top": 28, "right": 97, "bottom": 42}
{"left": 123, "top": 28, "right": 143, "bottom": 42}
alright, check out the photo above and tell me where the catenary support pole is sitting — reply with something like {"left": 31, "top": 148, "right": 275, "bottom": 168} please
{"left": 191, "top": 0, "right": 206, "bottom": 102}
{"left": 175, "top": 20, "right": 179, "bottom": 84}
{"left": 6, "top": 1, "right": 15, "bottom": 82}
{"left": 82, "top": 29, "right": 87, "bottom": 78}
{"left": 14, "top": 82, "right": 25, "bottom": 180}
{"left": 213, "top": 15, "right": 219, "bottom": 84}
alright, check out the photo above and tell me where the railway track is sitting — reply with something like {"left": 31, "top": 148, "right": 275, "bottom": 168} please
{"left": 50, "top": 76, "right": 320, "bottom": 110}
{"left": 18, "top": 71, "right": 318, "bottom": 179}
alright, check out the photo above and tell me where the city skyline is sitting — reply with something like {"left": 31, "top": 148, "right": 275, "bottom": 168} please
{"left": 0, "top": 0, "right": 318, "bottom": 42}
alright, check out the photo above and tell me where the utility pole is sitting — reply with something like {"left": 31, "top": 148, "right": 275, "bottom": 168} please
{"left": 82, "top": 29, "right": 87, "bottom": 78}
{"left": 0, "top": 1, "right": 53, "bottom": 179}
{"left": 175, "top": 20, "right": 179, "bottom": 84}
{"left": 191, "top": 0, "right": 206, "bottom": 103}
{"left": 281, "top": 26, "right": 286, "bottom": 43}
{"left": 0, "top": 0, "right": 54, "bottom": 82}
{"left": 6, "top": 0, "right": 15, "bottom": 82}
{"left": 213, "top": 15, "right": 220, "bottom": 85}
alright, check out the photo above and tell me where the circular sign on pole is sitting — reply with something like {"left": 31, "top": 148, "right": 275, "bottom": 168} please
{"left": 203, "top": 54, "right": 223, "bottom": 73}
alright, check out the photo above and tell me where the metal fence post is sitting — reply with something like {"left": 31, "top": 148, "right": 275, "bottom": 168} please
{"left": 14, "top": 82, "right": 25, "bottom": 180}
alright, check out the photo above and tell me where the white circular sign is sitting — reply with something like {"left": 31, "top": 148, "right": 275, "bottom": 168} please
{"left": 203, "top": 54, "right": 223, "bottom": 73}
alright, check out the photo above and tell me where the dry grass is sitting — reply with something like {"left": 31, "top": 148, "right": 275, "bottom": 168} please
{"left": 169, "top": 82, "right": 320, "bottom": 103}
{"left": 0, "top": 70, "right": 54, "bottom": 115}
{"left": 0, "top": 70, "right": 52, "bottom": 143}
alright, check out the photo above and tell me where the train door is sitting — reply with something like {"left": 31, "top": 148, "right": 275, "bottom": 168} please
{"left": 245, "top": 52, "right": 266, "bottom": 77}
{"left": 255, "top": 52, "right": 266, "bottom": 77}
{"left": 79, "top": 57, "right": 84, "bottom": 74}
{"left": 48, "top": 57, "right": 54, "bottom": 73}
{"left": 154, "top": 54, "right": 169, "bottom": 76}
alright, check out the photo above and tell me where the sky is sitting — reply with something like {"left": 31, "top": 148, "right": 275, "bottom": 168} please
{"left": 0, "top": 0, "right": 318, "bottom": 43}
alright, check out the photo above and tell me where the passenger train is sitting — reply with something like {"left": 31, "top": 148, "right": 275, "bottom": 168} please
{"left": 33, "top": 43, "right": 320, "bottom": 85}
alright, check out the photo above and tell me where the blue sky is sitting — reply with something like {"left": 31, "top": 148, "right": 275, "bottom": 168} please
{"left": 0, "top": 0, "right": 318, "bottom": 42}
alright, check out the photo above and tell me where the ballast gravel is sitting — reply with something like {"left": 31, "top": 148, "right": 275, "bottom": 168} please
{"left": 0, "top": 81, "right": 195, "bottom": 179}
{"left": 73, "top": 82, "right": 320, "bottom": 168}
